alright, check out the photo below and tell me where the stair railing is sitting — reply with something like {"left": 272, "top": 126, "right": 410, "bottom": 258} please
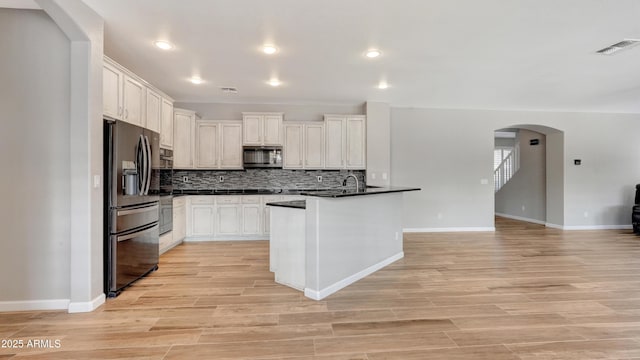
{"left": 494, "top": 143, "right": 520, "bottom": 192}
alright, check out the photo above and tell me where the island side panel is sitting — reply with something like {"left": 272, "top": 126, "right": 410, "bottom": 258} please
{"left": 304, "top": 192, "right": 404, "bottom": 299}
{"left": 270, "top": 206, "right": 306, "bottom": 290}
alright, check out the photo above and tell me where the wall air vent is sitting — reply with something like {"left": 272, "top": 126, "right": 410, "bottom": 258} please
{"left": 220, "top": 87, "right": 238, "bottom": 94}
{"left": 596, "top": 39, "right": 640, "bottom": 55}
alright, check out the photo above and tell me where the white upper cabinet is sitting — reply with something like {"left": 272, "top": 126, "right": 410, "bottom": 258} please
{"left": 219, "top": 123, "right": 243, "bottom": 169}
{"left": 283, "top": 122, "right": 325, "bottom": 169}
{"left": 283, "top": 123, "right": 304, "bottom": 169}
{"left": 324, "top": 115, "right": 366, "bottom": 170}
{"left": 264, "top": 115, "right": 283, "bottom": 145}
{"left": 122, "top": 75, "right": 145, "bottom": 127}
{"left": 160, "top": 98, "right": 174, "bottom": 149}
{"left": 346, "top": 116, "right": 366, "bottom": 169}
{"left": 305, "top": 123, "right": 325, "bottom": 168}
{"left": 103, "top": 61, "right": 123, "bottom": 120}
{"left": 173, "top": 108, "right": 198, "bottom": 169}
{"left": 324, "top": 116, "right": 346, "bottom": 169}
{"left": 242, "top": 112, "right": 283, "bottom": 145}
{"left": 242, "top": 114, "right": 262, "bottom": 145}
{"left": 195, "top": 121, "right": 218, "bottom": 168}
{"left": 103, "top": 56, "right": 174, "bottom": 137}
{"left": 194, "top": 121, "right": 243, "bottom": 170}
{"left": 145, "top": 88, "right": 161, "bottom": 133}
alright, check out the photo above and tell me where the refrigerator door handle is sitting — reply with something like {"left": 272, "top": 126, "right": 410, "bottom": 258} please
{"left": 144, "top": 135, "right": 152, "bottom": 195}
{"left": 137, "top": 134, "right": 148, "bottom": 195}
{"left": 116, "top": 224, "right": 158, "bottom": 242}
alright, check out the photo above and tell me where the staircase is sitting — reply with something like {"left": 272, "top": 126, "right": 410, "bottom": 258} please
{"left": 494, "top": 142, "right": 520, "bottom": 192}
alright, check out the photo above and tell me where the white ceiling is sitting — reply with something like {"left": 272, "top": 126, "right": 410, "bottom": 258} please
{"left": 78, "top": 1, "right": 640, "bottom": 112}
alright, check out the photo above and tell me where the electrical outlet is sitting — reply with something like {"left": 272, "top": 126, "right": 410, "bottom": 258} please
{"left": 182, "top": 176, "right": 189, "bottom": 183}
{"left": 219, "top": 176, "right": 224, "bottom": 183}
{"left": 317, "top": 176, "right": 322, "bottom": 183}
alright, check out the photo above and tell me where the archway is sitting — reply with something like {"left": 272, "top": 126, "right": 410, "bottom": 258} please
{"left": 493, "top": 124, "right": 564, "bottom": 228}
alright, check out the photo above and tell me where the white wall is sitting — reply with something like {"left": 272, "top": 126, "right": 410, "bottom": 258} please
{"left": 0, "top": 2, "right": 104, "bottom": 312}
{"left": 495, "top": 129, "right": 546, "bottom": 223}
{"left": 175, "top": 102, "right": 365, "bottom": 121}
{"left": 366, "top": 102, "right": 391, "bottom": 186}
{"left": 0, "top": 9, "right": 71, "bottom": 304}
{"left": 546, "top": 131, "right": 564, "bottom": 226}
{"left": 38, "top": 0, "right": 105, "bottom": 312}
{"left": 392, "top": 107, "right": 640, "bottom": 230}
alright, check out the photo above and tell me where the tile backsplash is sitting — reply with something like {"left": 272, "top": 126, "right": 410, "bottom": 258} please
{"left": 173, "top": 169, "right": 366, "bottom": 190}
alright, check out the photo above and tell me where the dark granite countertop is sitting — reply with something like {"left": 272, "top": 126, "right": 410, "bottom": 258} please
{"left": 265, "top": 200, "right": 306, "bottom": 209}
{"left": 299, "top": 186, "right": 421, "bottom": 198}
{"left": 173, "top": 187, "right": 421, "bottom": 198}
{"left": 172, "top": 188, "right": 332, "bottom": 196}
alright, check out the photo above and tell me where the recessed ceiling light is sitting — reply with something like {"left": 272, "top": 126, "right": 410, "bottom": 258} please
{"left": 154, "top": 40, "right": 173, "bottom": 50}
{"left": 366, "top": 49, "right": 381, "bottom": 58}
{"left": 268, "top": 79, "right": 281, "bottom": 87}
{"left": 377, "top": 82, "right": 389, "bottom": 89}
{"left": 263, "top": 45, "right": 278, "bottom": 55}
{"left": 189, "top": 77, "right": 204, "bottom": 85}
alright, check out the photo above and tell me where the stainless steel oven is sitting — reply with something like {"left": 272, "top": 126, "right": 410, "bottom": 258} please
{"left": 159, "top": 195, "right": 173, "bottom": 235}
{"left": 159, "top": 148, "right": 173, "bottom": 235}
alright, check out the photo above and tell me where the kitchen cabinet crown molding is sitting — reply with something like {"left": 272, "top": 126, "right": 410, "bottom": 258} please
{"left": 104, "top": 55, "right": 174, "bottom": 102}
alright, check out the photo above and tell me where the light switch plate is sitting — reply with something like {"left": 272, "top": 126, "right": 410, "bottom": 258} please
{"left": 93, "top": 175, "right": 100, "bottom": 188}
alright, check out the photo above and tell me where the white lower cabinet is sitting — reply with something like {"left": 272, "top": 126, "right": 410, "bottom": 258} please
{"left": 242, "top": 205, "right": 261, "bottom": 235}
{"left": 241, "top": 196, "right": 262, "bottom": 235}
{"left": 216, "top": 205, "right": 241, "bottom": 235}
{"left": 216, "top": 195, "right": 241, "bottom": 236}
{"left": 262, "top": 195, "right": 283, "bottom": 235}
{"left": 188, "top": 196, "right": 215, "bottom": 238}
{"left": 180, "top": 195, "right": 304, "bottom": 241}
{"left": 159, "top": 231, "right": 173, "bottom": 254}
{"left": 172, "top": 197, "right": 186, "bottom": 246}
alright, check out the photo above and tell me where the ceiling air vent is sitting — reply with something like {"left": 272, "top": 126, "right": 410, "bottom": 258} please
{"left": 220, "top": 87, "right": 238, "bottom": 94}
{"left": 596, "top": 39, "right": 640, "bottom": 55}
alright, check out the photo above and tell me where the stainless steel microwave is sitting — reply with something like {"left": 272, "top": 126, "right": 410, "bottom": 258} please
{"left": 243, "top": 146, "right": 283, "bottom": 168}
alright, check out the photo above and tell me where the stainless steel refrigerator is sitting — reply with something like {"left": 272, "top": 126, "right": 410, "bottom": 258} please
{"left": 104, "top": 119, "right": 160, "bottom": 297}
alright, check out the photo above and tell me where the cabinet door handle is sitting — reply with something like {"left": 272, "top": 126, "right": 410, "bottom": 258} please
{"left": 118, "top": 106, "right": 123, "bottom": 116}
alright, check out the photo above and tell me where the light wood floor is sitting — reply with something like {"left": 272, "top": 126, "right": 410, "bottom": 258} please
{"left": 3, "top": 217, "right": 640, "bottom": 359}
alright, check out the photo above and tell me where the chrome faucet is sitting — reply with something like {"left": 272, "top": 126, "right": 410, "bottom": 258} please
{"left": 342, "top": 174, "right": 360, "bottom": 192}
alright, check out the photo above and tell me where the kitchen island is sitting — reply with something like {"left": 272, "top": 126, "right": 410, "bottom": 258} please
{"left": 267, "top": 186, "right": 420, "bottom": 300}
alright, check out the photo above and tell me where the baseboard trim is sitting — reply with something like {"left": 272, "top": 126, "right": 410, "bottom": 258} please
{"left": 495, "top": 213, "right": 546, "bottom": 225}
{"left": 544, "top": 222, "right": 564, "bottom": 230}
{"left": 68, "top": 293, "right": 105, "bottom": 313}
{"left": 403, "top": 227, "right": 495, "bottom": 233}
{"left": 185, "top": 236, "right": 269, "bottom": 242}
{"left": 554, "top": 224, "right": 633, "bottom": 231}
{"left": 304, "top": 252, "right": 404, "bottom": 301}
{"left": 0, "top": 299, "right": 70, "bottom": 312}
